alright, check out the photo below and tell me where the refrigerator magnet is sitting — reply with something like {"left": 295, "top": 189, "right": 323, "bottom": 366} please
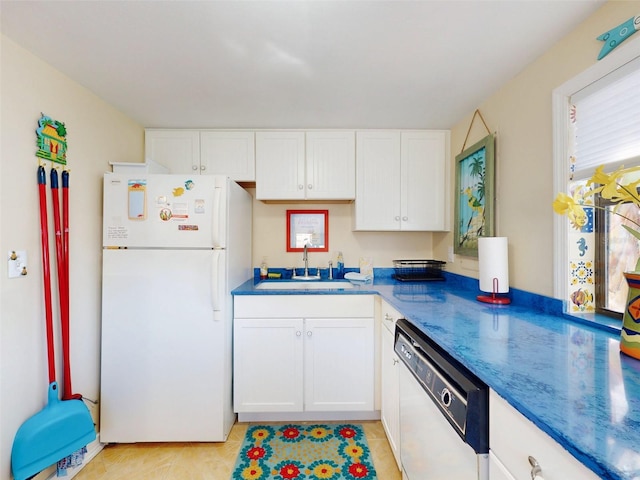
{"left": 128, "top": 180, "right": 147, "bottom": 220}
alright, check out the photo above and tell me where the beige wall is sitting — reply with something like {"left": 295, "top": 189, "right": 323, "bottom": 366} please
{"left": 434, "top": 0, "right": 640, "bottom": 297}
{"left": 0, "top": 35, "right": 144, "bottom": 477}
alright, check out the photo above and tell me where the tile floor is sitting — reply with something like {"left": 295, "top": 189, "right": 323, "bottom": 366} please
{"left": 73, "top": 421, "right": 401, "bottom": 480}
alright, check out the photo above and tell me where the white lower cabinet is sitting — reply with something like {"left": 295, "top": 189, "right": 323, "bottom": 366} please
{"left": 233, "top": 295, "right": 375, "bottom": 415}
{"left": 490, "top": 390, "right": 598, "bottom": 480}
{"left": 304, "top": 318, "right": 374, "bottom": 411}
{"left": 380, "top": 301, "right": 402, "bottom": 470}
{"left": 489, "top": 451, "right": 516, "bottom": 480}
{"left": 233, "top": 318, "right": 304, "bottom": 412}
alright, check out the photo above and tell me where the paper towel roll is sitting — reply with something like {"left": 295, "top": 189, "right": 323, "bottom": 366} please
{"left": 478, "top": 237, "right": 509, "bottom": 294}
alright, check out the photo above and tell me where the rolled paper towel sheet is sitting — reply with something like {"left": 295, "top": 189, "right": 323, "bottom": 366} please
{"left": 478, "top": 237, "right": 509, "bottom": 293}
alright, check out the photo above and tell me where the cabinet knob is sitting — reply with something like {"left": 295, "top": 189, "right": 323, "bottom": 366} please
{"left": 392, "top": 358, "right": 399, "bottom": 365}
{"left": 308, "top": 184, "right": 313, "bottom": 189}
{"left": 307, "top": 331, "right": 312, "bottom": 337}
{"left": 200, "top": 165, "right": 206, "bottom": 171}
{"left": 402, "top": 216, "right": 408, "bottom": 221}
{"left": 395, "top": 216, "right": 400, "bottom": 221}
{"left": 528, "top": 456, "right": 544, "bottom": 480}
{"left": 298, "top": 184, "right": 304, "bottom": 190}
{"left": 192, "top": 165, "right": 198, "bottom": 171}
{"left": 296, "top": 331, "right": 302, "bottom": 337}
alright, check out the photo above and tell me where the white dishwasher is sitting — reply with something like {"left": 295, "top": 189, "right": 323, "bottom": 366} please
{"left": 395, "top": 318, "right": 489, "bottom": 480}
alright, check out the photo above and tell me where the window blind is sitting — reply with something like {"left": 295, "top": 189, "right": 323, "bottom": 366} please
{"left": 571, "top": 57, "right": 640, "bottom": 179}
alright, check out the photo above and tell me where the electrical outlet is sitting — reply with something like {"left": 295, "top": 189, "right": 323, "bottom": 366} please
{"left": 8, "top": 250, "right": 27, "bottom": 278}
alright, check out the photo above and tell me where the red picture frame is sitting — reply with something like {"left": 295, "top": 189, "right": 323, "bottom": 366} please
{"left": 286, "top": 210, "right": 329, "bottom": 252}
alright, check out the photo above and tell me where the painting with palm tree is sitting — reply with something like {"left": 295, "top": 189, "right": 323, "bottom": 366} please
{"left": 454, "top": 134, "right": 495, "bottom": 256}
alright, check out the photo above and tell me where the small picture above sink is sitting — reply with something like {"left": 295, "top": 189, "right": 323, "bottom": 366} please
{"left": 286, "top": 210, "right": 328, "bottom": 252}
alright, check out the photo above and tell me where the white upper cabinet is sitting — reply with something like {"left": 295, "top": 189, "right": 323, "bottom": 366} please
{"left": 144, "top": 129, "right": 255, "bottom": 181}
{"left": 255, "top": 131, "right": 356, "bottom": 200}
{"left": 354, "top": 131, "right": 401, "bottom": 230}
{"left": 145, "top": 129, "right": 200, "bottom": 174}
{"left": 200, "top": 131, "right": 255, "bottom": 180}
{"left": 401, "top": 131, "right": 448, "bottom": 231}
{"left": 255, "top": 131, "right": 306, "bottom": 200}
{"left": 305, "top": 131, "right": 356, "bottom": 200}
{"left": 354, "top": 130, "right": 449, "bottom": 231}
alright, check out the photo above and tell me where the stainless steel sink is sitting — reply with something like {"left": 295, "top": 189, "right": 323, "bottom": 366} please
{"left": 255, "top": 281, "right": 354, "bottom": 290}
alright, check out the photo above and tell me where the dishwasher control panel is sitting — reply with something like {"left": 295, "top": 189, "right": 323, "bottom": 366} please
{"left": 394, "top": 318, "right": 489, "bottom": 454}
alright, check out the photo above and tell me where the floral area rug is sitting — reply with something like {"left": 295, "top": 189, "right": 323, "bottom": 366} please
{"left": 232, "top": 424, "right": 377, "bottom": 480}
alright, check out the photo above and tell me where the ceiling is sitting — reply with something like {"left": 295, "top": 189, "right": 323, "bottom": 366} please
{"left": 1, "top": 0, "right": 606, "bottom": 130}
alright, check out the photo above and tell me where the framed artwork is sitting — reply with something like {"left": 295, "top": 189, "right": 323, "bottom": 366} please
{"left": 454, "top": 134, "right": 495, "bottom": 257}
{"left": 286, "top": 210, "right": 329, "bottom": 252}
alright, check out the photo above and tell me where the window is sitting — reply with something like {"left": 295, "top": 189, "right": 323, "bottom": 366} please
{"left": 555, "top": 51, "right": 640, "bottom": 316}
{"left": 596, "top": 196, "right": 640, "bottom": 315}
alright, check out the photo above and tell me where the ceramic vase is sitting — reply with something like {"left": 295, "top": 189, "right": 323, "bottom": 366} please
{"left": 621, "top": 271, "right": 640, "bottom": 360}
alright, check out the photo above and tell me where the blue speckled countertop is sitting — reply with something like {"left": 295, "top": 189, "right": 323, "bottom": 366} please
{"left": 232, "top": 270, "right": 640, "bottom": 480}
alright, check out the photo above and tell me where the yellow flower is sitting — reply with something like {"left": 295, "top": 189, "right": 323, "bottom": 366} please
{"left": 586, "top": 165, "right": 640, "bottom": 206}
{"left": 308, "top": 427, "right": 330, "bottom": 440}
{"left": 251, "top": 428, "right": 271, "bottom": 442}
{"left": 552, "top": 192, "right": 587, "bottom": 229}
{"left": 311, "top": 463, "right": 336, "bottom": 478}
{"left": 343, "top": 443, "right": 364, "bottom": 459}
{"left": 241, "top": 465, "right": 263, "bottom": 480}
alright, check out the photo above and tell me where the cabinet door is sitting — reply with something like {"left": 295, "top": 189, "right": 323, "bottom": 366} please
{"left": 304, "top": 318, "right": 374, "bottom": 411}
{"left": 489, "top": 451, "right": 516, "bottom": 480}
{"left": 490, "top": 390, "right": 599, "bottom": 480}
{"left": 353, "top": 131, "right": 401, "bottom": 230}
{"left": 305, "top": 131, "right": 356, "bottom": 200}
{"left": 255, "top": 131, "right": 305, "bottom": 200}
{"left": 144, "top": 130, "right": 200, "bottom": 174}
{"left": 381, "top": 325, "right": 401, "bottom": 469}
{"left": 401, "top": 130, "right": 449, "bottom": 231}
{"left": 200, "top": 131, "right": 255, "bottom": 181}
{"left": 233, "top": 318, "right": 304, "bottom": 412}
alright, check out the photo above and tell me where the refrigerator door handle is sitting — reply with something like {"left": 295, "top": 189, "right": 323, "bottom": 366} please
{"left": 211, "top": 250, "right": 223, "bottom": 316}
{"left": 212, "top": 185, "right": 222, "bottom": 247}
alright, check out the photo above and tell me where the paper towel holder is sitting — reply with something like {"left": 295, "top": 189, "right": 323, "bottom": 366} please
{"left": 477, "top": 236, "right": 511, "bottom": 305}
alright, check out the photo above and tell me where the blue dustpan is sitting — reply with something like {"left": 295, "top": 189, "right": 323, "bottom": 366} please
{"left": 11, "top": 382, "right": 95, "bottom": 480}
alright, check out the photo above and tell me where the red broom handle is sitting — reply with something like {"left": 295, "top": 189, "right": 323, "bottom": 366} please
{"left": 61, "top": 170, "right": 79, "bottom": 399}
{"left": 38, "top": 166, "right": 56, "bottom": 385}
{"left": 52, "top": 169, "right": 78, "bottom": 400}
{"left": 62, "top": 170, "right": 69, "bottom": 296}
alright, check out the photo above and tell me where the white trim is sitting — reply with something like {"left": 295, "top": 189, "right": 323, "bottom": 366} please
{"left": 552, "top": 36, "right": 640, "bottom": 301}
{"left": 552, "top": 93, "right": 570, "bottom": 300}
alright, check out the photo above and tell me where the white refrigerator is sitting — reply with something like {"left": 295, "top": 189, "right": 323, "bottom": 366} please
{"left": 100, "top": 173, "right": 251, "bottom": 442}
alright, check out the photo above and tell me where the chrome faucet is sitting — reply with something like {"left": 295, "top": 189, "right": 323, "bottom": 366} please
{"left": 293, "top": 244, "right": 321, "bottom": 279}
{"left": 303, "top": 244, "right": 310, "bottom": 277}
